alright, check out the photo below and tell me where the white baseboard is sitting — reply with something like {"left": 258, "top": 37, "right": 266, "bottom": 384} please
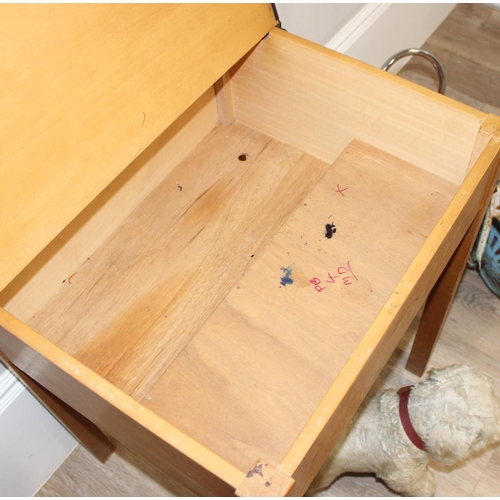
{"left": 326, "top": 4, "right": 390, "bottom": 55}
{"left": 0, "top": 362, "right": 25, "bottom": 414}
{"left": 0, "top": 361, "right": 77, "bottom": 496}
{"left": 326, "top": 3, "right": 457, "bottom": 72}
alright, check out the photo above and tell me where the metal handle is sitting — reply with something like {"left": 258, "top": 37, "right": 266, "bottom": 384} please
{"left": 381, "top": 48, "right": 446, "bottom": 95}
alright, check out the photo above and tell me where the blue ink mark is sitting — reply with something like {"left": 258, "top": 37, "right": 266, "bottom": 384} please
{"left": 280, "top": 266, "right": 294, "bottom": 286}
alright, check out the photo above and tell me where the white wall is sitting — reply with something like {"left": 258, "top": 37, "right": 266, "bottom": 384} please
{"left": 276, "top": 4, "right": 364, "bottom": 46}
{"left": 276, "top": 3, "right": 456, "bottom": 72}
{"left": 0, "top": 360, "right": 77, "bottom": 496}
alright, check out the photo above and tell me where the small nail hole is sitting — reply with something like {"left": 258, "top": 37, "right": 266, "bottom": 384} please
{"left": 238, "top": 154, "right": 248, "bottom": 161}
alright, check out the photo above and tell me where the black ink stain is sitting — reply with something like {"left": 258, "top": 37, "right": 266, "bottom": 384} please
{"left": 280, "top": 266, "right": 293, "bottom": 286}
{"left": 325, "top": 223, "right": 337, "bottom": 239}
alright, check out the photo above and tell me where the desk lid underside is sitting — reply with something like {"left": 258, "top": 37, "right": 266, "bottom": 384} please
{"left": 0, "top": 4, "right": 277, "bottom": 290}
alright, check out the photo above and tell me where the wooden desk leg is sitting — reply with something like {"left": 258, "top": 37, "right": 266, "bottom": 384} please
{"left": 407, "top": 149, "right": 500, "bottom": 377}
{"left": 405, "top": 216, "right": 479, "bottom": 376}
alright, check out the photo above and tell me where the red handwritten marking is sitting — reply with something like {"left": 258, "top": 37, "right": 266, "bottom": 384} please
{"left": 309, "top": 277, "right": 327, "bottom": 292}
{"left": 310, "top": 261, "right": 357, "bottom": 292}
{"left": 336, "top": 184, "right": 348, "bottom": 196}
{"left": 326, "top": 272, "right": 338, "bottom": 284}
{"left": 338, "top": 260, "right": 358, "bottom": 285}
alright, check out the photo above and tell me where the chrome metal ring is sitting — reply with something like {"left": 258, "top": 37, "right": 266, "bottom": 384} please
{"left": 381, "top": 48, "right": 446, "bottom": 95}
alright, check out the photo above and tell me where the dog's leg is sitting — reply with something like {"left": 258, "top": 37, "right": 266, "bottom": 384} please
{"left": 383, "top": 467, "right": 436, "bottom": 497}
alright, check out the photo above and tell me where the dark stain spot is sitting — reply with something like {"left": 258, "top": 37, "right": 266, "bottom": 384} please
{"left": 238, "top": 153, "right": 249, "bottom": 161}
{"left": 325, "top": 223, "right": 337, "bottom": 239}
{"left": 246, "top": 463, "right": 264, "bottom": 478}
{"left": 280, "top": 266, "right": 293, "bottom": 286}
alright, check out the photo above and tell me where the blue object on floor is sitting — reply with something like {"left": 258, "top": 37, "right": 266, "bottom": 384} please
{"left": 478, "top": 216, "right": 500, "bottom": 298}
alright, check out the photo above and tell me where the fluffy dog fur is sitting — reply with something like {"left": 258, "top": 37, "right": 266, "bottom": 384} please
{"left": 309, "top": 365, "right": 500, "bottom": 496}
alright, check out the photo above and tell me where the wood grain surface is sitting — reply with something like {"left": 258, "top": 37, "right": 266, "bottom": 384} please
{"left": 21, "top": 123, "right": 330, "bottom": 400}
{"left": 143, "top": 140, "right": 457, "bottom": 475}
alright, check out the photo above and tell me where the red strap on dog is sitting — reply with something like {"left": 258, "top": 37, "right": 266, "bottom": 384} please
{"left": 397, "top": 386, "right": 427, "bottom": 451}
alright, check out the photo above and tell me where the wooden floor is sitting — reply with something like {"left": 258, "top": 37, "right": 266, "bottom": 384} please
{"left": 36, "top": 4, "right": 500, "bottom": 497}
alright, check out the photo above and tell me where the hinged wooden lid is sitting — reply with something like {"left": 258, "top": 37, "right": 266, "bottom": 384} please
{"left": 0, "top": 4, "right": 277, "bottom": 291}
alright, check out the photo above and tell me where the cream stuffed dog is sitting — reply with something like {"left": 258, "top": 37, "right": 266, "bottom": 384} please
{"left": 309, "top": 365, "right": 500, "bottom": 496}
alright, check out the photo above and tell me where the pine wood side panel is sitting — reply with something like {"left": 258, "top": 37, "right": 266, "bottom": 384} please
{"left": 215, "top": 74, "right": 236, "bottom": 126}
{"left": 230, "top": 28, "right": 485, "bottom": 184}
{"left": 0, "top": 308, "right": 244, "bottom": 497}
{"left": 279, "top": 136, "right": 500, "bottom": 496}
{"left": 0, "top": 4, "right": 277, "bottom": 291}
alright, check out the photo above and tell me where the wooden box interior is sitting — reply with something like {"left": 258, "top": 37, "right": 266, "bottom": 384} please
{"left": 1, "top": 25, "right": 498, "bottom": 496}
